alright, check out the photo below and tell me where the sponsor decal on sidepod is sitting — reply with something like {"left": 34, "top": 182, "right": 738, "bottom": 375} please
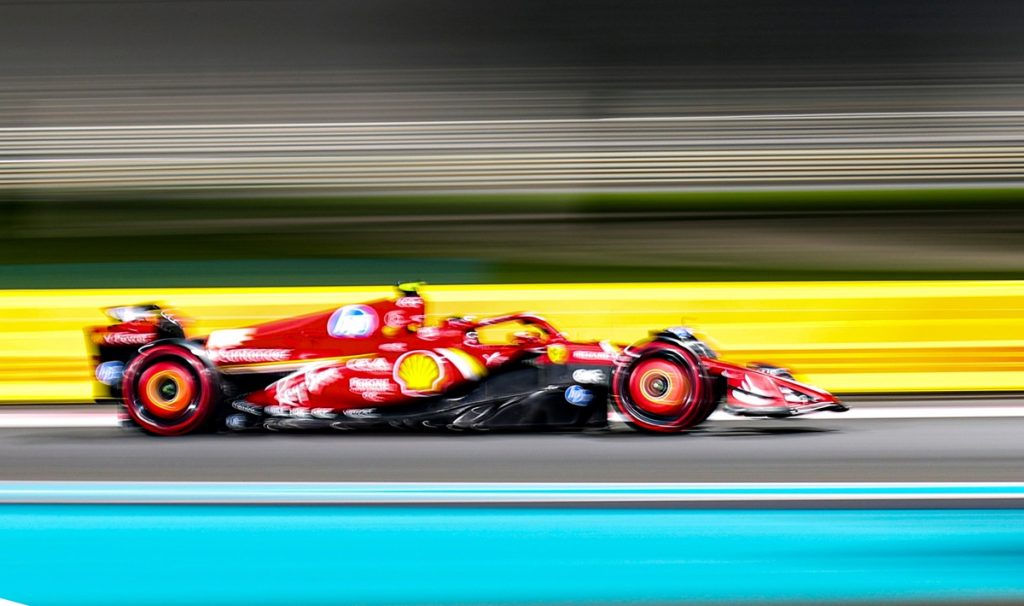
{"left": 394, "top": 351, "right": 445, "bottom": 395}
{"left": 328, "top": 305, "right": 379, "bottom": 338}
{"left": 102, "top": 332, "right": 154, "bottom": 346}
{"left": 349, "top": 378, "right": 394, "bottom": 392}
{"left": 384, "top": 311, "right": 405, "bottom": 328}
{"left": 346, "top": 357, "right": 393, "bottom": 373}
{"left": 304, "top": 366, "right": 343, "bottom": 394}
{"left": 564, "top": 385, "right": 593, "bottom": 406}
{"left": 571, "top": 368, "right": 606, "bottom": 384}
{"left": 572, "top": 350, "right": 614, "bottom": 362}
{"left": 95, "top": 361, "right": 125, "bottom": 385}
{"left": 273, "top": 365, "right": 343, "bottom": 406}
{"left": 209, "top": 349, "right": 291, "bottom": 364}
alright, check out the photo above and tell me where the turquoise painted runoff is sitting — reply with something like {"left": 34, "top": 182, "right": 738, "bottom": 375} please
{"left": 1, "top": 506, "right": 1023, "bottom": 605}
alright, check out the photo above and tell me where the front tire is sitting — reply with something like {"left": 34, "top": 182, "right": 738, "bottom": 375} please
{"left": 121, "top": 344, "right": 220, "bottom": 436}
{"left": 612, "top": 343, "right": 716, "bottom": 433}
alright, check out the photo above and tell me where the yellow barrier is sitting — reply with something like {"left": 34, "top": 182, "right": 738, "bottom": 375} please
{"left": 1, "top": 281, "right": 1022, "bottom": 402}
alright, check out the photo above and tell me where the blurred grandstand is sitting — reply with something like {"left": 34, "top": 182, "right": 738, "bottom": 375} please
{"left": 3, "top": 0, "right": 1024, "bottom": 194}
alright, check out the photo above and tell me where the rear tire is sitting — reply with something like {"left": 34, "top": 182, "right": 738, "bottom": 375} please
{"left": 612, "top": 343, "right": 716, "bottom": 433}
{"left": 121, "top": 344, "right": 220, "bottom": 436}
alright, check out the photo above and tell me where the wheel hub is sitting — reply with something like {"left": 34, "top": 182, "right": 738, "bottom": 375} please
{"left": 159, "top": 378, "right": 178, "bottom": 401}
{"left": 141, "top": 366, "right": 194, "bottom": 417}
{"left": 628, "top": 358, "right": 692, "bottom": 416}
{"left": 645, "top": 375, "right": 669, "bottom": 398}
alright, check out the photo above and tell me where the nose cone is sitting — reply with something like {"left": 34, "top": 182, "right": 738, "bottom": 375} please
{"left": 825, "top": 401, "right": 849, "bottom": 413}
{"left": 717, "top": 361, "right": 847, "bottom": 418}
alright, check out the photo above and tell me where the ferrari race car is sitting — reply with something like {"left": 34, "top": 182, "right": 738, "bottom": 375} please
{"left": 86, "top": 283, "right": 846, "bottom": 436}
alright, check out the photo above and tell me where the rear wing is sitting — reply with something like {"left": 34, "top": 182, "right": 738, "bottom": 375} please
{"left": 84, "top": 304, "right": 187, "bottom": 401}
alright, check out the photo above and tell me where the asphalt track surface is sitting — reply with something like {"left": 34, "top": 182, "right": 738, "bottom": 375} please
{"left": 1, "top": 399, "right": 1022, "bottom": 483}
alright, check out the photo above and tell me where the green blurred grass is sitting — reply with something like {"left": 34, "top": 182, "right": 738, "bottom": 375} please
{"left": 1, "top": 188, "right": 1022, "bottom": 287}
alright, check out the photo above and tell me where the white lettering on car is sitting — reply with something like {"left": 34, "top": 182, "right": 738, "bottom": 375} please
{"left": 384, "top": 311, "right": 405, "bottom": 327}
{"left": 572, "top": 350, "right": 614, "bottom": 362}
{"left": 210, "top": 348, "right": 291, "bottom": 364}
{"left": 103, "top": 332, "right": 155, "bottom": 346}
{"left": 305, "top": 366, "right": 343, "bottom": 394}
{"left": 345, "top": 357, "right": 393, "bottom": 373}
{"left": 572, "top": 369, "right": 606, "bottom": 384}
{"left": 273, "top": 363, "right": 342, "bottom": 405}
{"left": 343, "top": 408, "right": 379, "bottom": 419}
{"left": 349, "top": 378, "right": 394, "bottom": 392}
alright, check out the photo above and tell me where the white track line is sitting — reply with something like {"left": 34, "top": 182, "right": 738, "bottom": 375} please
{"left": 1, "top": 406, "right": 1024, "bottom": 429}
{"left": 0, "top": 412, "right": 118, "bottom": 428}
{"left": 2, "top": 481, "right": 1024, "bottom": 504}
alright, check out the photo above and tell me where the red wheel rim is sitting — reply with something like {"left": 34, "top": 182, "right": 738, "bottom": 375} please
{"left": 137, "top": 361, "right": 196, "bottom": 420}
{"left": 122, "top": 345, "right": 216, "bottom": 436}
{"left": 627, "top": 358, "right": 691, "bottom": 415}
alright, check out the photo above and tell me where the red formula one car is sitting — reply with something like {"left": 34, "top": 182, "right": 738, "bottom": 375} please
{"left": 86, "top": 283, "right": 846, "bottom": 436}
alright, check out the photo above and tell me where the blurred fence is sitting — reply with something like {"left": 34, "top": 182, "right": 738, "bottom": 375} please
{"left": 5, "top": 111, "right": 1024, "bottom": 192}
{"left": 0, "top": 281, "right": 1021, "bottom": 402}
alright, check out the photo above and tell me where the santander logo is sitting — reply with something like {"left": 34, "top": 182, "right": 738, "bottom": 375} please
{"left": 209, "top": 349, "right": 292, "bottom": 364}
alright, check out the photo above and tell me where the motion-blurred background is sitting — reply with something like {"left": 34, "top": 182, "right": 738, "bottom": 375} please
{"left": 2, "top": 0, "right": 1023, "bottom": 288}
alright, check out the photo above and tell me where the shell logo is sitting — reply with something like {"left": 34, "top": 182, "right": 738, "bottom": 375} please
{"left": 394, "top": 351, "right": 445, "bottom": 395}
{"left": 547, "top": 344, "right": 569, "bottom": 365}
